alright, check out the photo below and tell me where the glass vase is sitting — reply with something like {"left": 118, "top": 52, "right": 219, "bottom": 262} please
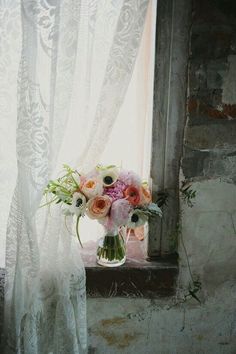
{"left": 96, "top": 227, "right": 126, "bottom": 267}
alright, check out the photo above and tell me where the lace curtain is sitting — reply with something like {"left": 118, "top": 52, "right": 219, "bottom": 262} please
{"left": 1, "top": 0, "right": 149, "bottom": 353}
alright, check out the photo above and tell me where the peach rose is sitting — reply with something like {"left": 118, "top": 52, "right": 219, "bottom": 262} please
{"left": 86, "top": 195, "right": 111, "bottom": 219}
{"left": 124, "top": 186, "right": 140, "bottom": 206}
{"left": 80, "top": 178, "right": 103, "bottom": 199}
{"left": 140, "top": 185, "right": 152, "bottom": 205}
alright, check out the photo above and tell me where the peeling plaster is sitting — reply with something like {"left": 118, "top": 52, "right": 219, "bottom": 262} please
{"left": 99, "top": 317, "right": 128, "bottom": 327}
{"left": 91, "top": 316, "right": 142, "bottom": 349}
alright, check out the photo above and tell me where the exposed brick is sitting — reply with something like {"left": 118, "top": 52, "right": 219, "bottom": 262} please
{"left": 188, "top": 97, "right": 198, "bottom": 113}
{"left": 188, "top": 98, "right": 236, "bottom": 120}
{"left": 184, "top": 0, "right": 236, "bottom": 183}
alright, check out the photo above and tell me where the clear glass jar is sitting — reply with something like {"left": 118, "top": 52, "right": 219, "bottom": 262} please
{"left": 96, "top": 227, "right": 126, "bottom": 267}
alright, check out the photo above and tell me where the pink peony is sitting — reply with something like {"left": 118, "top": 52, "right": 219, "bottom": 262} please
{"left": 118, "top": 170, "right": 141, "bottom": 187}
{"left": 104, "top": 180, "right": 127, "bottom": 201}
{"left": 110, "top": 199, "right": 132, "bottom": 226}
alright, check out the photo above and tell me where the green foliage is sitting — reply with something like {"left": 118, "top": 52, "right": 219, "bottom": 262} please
{"left": 178, "top": 223, "right": 202, "bottom": 304}
{"left": 167, "top": 182, "right": 202, "bottom": 308}
{"left": 188, "top": 279, "right": 202, "bottom": 303}
{"left": 138, "top": 203, "right": 162, "bottom": 217}
{"left": 42, "top": 165, "right": 80, "bottom": 207}
{"left": 180, "top": 181, "right": 197, "bottom": 208}
{"left": 156, "top": 190, "right": 169, "bottom": 208}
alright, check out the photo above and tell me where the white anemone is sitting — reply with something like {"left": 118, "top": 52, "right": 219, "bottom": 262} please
{"left": 127, "top": 209, "right": 148, "bottom": 229}
{"left": 99, "top": 166, "right": 119, "bottom": 187}
{"left": 70, "top": 192, "right": 87, "bottom": 216}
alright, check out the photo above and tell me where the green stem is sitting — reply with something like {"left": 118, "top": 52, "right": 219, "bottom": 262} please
{"left": 76, "top": 216, "right": 83, "bottom": 248}
{"left": 70, "top": 173, "right": 80, "bottom": 188}
{"left": 180, "top": 230, "right": 194, "bottom": 283}
{"left": 50, "top": 182, "right": 71, "bottom": 195}
{"left": 97, "top": 234, "right": 125, "bottom": 262}
{"left": 39, "top": 197, "right": 58, "bottom": 208}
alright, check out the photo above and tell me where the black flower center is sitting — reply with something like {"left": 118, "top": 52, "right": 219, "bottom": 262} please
{"left": 76, "top": 198, "right": 83, "bottom": 207}
{"left": 104, "top": 176, "right": 113, "bottom": 185}
{"left": 131, "top": 214, "right": 139, "bottom": 223}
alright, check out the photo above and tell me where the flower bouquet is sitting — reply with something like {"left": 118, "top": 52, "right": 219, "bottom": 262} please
{"left": 42, "top": 164, "right": 162, "bottom": 267}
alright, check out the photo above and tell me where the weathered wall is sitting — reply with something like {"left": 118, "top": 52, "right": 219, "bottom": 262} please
{"left": 0, "top": 1, "right": 235, "bottom": 353}
{"left": 87, "top": 1, "right": 236, "bottom": 353}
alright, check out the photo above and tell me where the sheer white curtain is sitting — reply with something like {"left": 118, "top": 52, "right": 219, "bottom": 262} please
{"left": 1, "top": 0, "right": 150, "bottom": 353}
{"left": 78, "top": 1, "right": 157, "bottom": 243}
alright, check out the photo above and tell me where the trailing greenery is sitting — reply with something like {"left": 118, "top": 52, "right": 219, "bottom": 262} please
{"left": 179, "top": 181, "right": 202, "bottom": 304}
{"left": 160, "top": 181, "right": 202, "bottom": 307}
{"left": 180, "top": 181, "right": 197, "bottom": 208}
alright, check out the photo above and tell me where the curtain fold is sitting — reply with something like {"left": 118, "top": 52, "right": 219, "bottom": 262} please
{"left": 2, "top": 0, "right": 150, "bottom": 353}
{"left": 76, "top": 0, "right": 150, "bottom": 170}
{"left": 4, "top": 1, "right": 87, "bottom": 352}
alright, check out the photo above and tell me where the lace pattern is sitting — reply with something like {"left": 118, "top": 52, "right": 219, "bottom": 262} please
{"left": 4, "top": 1, "right": 87, "bottom": 353}
{"left": 2, "top": 0, "right": 149, "bottom": 353}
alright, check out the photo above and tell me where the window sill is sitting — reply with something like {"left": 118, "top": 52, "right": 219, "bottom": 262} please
{"left": 0, "top": 239, "right": 178, "bottom": 300}
{"left": 81, "top": 235, "right": 178, "bottom": 298}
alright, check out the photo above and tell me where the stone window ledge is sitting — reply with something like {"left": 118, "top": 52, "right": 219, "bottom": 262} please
{"left": 82, "top": 236, "right": 178, "bottom": 298}
{"left": 0, "top": 238, "right": 178, "bottom": 300}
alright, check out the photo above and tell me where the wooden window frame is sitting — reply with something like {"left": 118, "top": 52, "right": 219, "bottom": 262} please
{"left": 148, "top": 0, "right": 192, "bottom": 258}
